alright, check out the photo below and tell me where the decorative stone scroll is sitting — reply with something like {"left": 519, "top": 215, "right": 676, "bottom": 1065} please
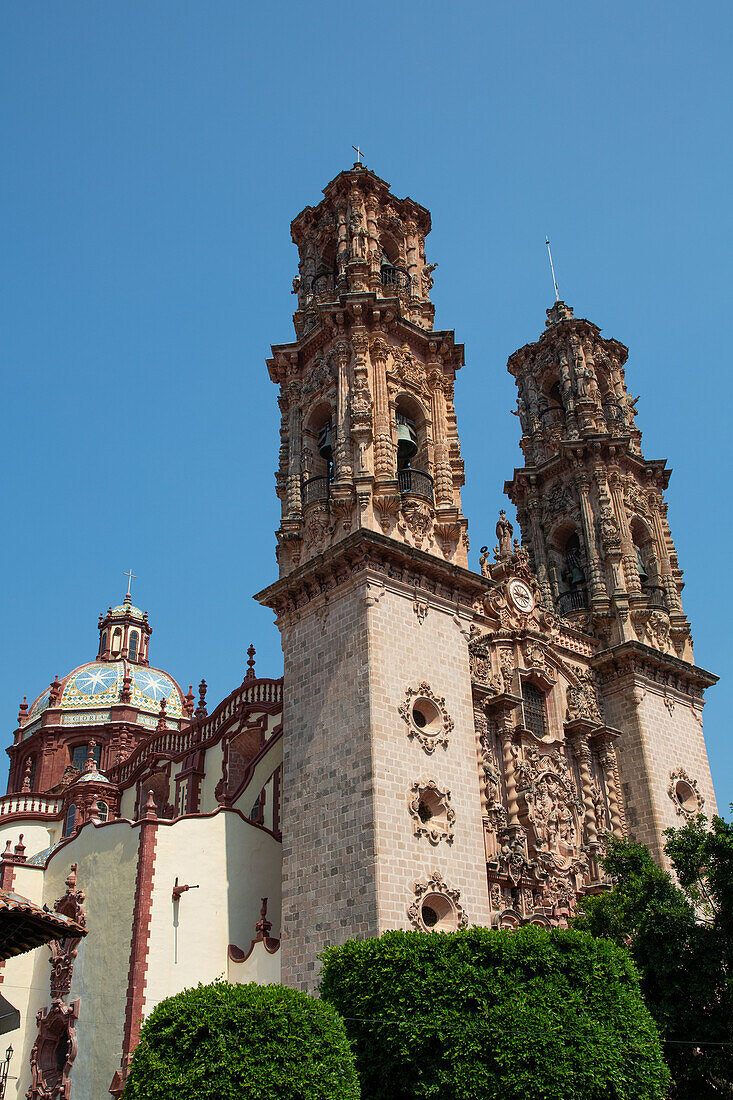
{"left": 408, "top": 780, "right": 455, "bottom": 845}
{"left": 399, "top": 683, "right": 453, "bottom": 754}
{"left": 407, "top": 871, "right": 467, "bottom": 932}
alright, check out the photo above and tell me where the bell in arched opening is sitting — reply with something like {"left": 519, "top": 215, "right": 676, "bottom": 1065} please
{"left": 317, "top": 420, "right": 333, "bottom": 463}
{"left": 563, "top": 534, "right": 585, "bottom": 589}
{"left": 635, "top": 544, "right": 649, "bottom": 585}
{"left": 396, "top": 413, "right": 418, "bottom": 467}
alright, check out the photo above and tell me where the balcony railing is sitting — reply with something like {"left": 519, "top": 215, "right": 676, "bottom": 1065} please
{"left": 556, "top": 587, "right": 589, "bottom": 615}
{"left": 301, "top": 475, "right": 330, "bottom": 507}
{"left": 381, "top": 265, "right": 412, "bottom": 293}
{"left": 539, "top": 405, "right": 566, "bottom": 430}
{"left": 398, "top": 468, "right": 434, "bottom": 504}
{"left": 0, "top": 793, "right": 62, "bottom": 818}
{"left": 641, "top": 583, "right": 667, "bottom": 610}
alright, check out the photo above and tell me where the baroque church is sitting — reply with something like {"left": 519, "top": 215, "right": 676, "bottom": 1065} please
{"left": 0, "top": 163, "right": 718, "bottom": 1099}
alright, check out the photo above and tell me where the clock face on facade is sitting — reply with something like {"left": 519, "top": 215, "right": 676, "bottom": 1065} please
{"left": 508, "top": 578, "right": 534, "bottom": 614}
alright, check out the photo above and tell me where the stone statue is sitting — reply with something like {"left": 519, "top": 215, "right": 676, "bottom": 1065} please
{"left": 496, "top": 510, "right": 514, "bottom": 558}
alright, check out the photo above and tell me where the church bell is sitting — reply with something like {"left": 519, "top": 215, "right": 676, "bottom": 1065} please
{"left": 396, "top": 414, "right": 418, "bottom": 463}
{"left": 318, "top": 421, "right": 333, "bottom": 462}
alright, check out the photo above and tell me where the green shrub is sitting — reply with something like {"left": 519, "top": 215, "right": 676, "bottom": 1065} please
{"left": 320, "top": 926, "right": 669, "bottom": 1100}
{"left": 124, "top": 980, "right": 360, "bottom": 1100}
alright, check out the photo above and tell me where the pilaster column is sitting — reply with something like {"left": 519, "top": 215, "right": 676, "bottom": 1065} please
{"left": 609, "top": 471, "right": 640, "bottom": 595}
{"left": 649, "top": 492, "right": 682, "bottom": 613}
{"left": 526, "top": 498, "right": 553, "bottom": 609}
{"left": 370, "top": 337, "right": 394, "bottom": 484}
{"left": 498, "top": 719, "right": 520, "bottom": 826}
{"left": 575, "top": 472, "right": 606, "bottom": 603}
{"left": 569, "top": 733, "right": 599, "bottom": 846}
{"left": 285, "top": 380, "right": 302, "bottom": 518}
{"left": 428, "top": 360, "right": 453, "bottom": 506}
{"left": 599, "top": 744, "right": 623, "bottom": 839}
{"left": 332, "top": 341, "right": 352, "bottom": 485}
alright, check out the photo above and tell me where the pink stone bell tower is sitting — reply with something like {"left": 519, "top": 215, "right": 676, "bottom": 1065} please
{"left": 257, "top": 164, "right": 490, "bottom": 990}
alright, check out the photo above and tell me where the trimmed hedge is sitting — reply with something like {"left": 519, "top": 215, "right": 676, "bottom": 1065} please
{"left": 320, "top": 926, "right": 669, "bottom": 1100}
{"left": 123, "top": 980, "right": 360, "bottom": 1100}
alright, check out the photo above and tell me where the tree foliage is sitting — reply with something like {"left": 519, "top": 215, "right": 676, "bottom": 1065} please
{"left": 574, "top": 815, "right": 733, "bottom": 1098}
{"left": 123, "top": 980, "right": 360, "bottom": 1100}
{"left": 320, "top": 925, "right": 669, "bottom": 1100}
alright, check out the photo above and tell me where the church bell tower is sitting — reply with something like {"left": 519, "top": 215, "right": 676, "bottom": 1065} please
{"left": 504, "top": 300, "right": 718, "bottom": 863}
{"left": 257, "top": 164, "right": 490, "bottom": 990}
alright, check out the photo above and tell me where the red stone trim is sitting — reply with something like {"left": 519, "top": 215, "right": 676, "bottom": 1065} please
{"left": 114, "top": 794, "right": 158, "bottom": 1092}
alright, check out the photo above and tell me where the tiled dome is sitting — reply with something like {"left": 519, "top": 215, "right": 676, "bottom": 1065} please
{"left": 25, "top": 660, "right": 184, "bottom": 729}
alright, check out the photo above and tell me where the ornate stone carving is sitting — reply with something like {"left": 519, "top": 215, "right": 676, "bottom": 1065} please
{"left": 398, "top": 500, "right": 434, "bottom": 550}
{"left": 27, "top": 865, "right": 87, "bottom": 1100}
{"left": 667, "top": 768, "right": 705, "bottom": 817}
{"left": 408, "top": 780, "right": 455, "bottom": 845}
{"left": 645, "top": 611, "right": 671, "bottom": 654}
{"left": 398, "top": 682, "right": 454, "bottom": 754}
{"left": 565, "top": 670, "right": 603, "bottom": 724}
{"left": 407, "top": 871, "right": 467, "bottom": 931}
{"left": 303, "top": 504, "right": 332, "bottom": 551}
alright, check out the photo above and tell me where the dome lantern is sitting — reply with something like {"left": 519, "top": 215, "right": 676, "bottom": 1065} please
{"left": 97, "top": 594, "right": 151, "bottom": 665}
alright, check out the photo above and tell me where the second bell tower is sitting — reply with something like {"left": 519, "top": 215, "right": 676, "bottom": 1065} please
{"left": 257, "top": 165, "right": 490, "bottom": 990}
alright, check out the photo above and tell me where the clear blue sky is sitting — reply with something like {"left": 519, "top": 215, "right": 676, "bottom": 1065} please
{"left": 2, "top": 2, "right": 731, "bottom": 807}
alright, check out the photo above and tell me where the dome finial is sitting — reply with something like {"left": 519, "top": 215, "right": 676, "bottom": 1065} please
{"left": 195, "top": 679, "right": 208, "bottom": 719}
{"left": 156, "top": 697, "right": 168, "bottom": 731}
{"left": 245, "top": 644, "right": 256, "bottom": 682}
{"left": 84, "top": 741, "right": 97, "bottom": 773}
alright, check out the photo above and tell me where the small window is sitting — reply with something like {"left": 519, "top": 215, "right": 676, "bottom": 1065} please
{"left": 111, "top": 628, "right": 122, "bottom": 655}
{"left": 100, "top": 631, "right": 108, "bottom": 656}
{"left": 178, "top": 782, "right": 188, "bottom": 817}
{"left": 64, "top": 804, "right": 76, "bottom": 837}
{"left": 128, "top": 631, "right": 138, "bottom": 662}
{"left": 522, "top": 681, "right": 548, "bottom": 739}
{"left": 72, "top": 743, "right": 101, "bottom": 770}
{"left": 96, "top": 800, "right": 109, "bottom": 822}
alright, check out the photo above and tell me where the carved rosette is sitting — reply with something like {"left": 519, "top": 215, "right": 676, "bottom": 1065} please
{"left": 399, "top": 683, "right": 454, "bottom": 754}
{"left": 407, "top": 871, "right": 467, "bottom": 931}
{"left": 667, "top": 768, "right": 705, "bottom": 818}
{"left": 408, "top": 780, "right": 455, "bottom": 845}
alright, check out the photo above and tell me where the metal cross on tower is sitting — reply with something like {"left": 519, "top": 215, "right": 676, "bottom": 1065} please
{"left": 123, "top": 569, "right": 137, "bottom": 597}
{"left": 352, "top": 145, "right": 363, "bottom": 165}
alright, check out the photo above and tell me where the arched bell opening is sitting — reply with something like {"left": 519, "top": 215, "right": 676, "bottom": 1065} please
{"left": 539, "top": 380, "right": 565, "bottom": 433}
{"left": 630, "top": 516, "right": 665, "bottom": 608}
{"left": 302, "top": 402, "right": 334, "bottom": 506}
{"left": 551, "top": 525, "right": 589, "bottom": 615}
{"left": 394, "top": 394, "right": 433, "bottom": 503}
{"left": 380, "top": 236, "right": 411, "bottom": 293}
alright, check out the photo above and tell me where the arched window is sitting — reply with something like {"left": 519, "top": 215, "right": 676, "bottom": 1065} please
{"left": 64, "top": 804, "right": 76, "bottom": 838}
{"left": 128, "top": 631, "right": 139, "bottom": 662}
{"left": 562, "top": 532, "right": 585, "bottom": 591}
{"left": 522, "top": 681, "right": 548, "bottom": 739}
{"left": 96, "top": 801, "right": 109, "bottom": 822}
{"left": 72, "top": 743, "right": 101, "bottom": 771}
{"left": 100, "top": 631, "right": 108, "bottom": 656}
{"left": 111, "top": 628, "right": 122, "bottom": 655}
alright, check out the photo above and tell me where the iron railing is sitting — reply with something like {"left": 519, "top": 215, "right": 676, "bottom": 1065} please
{"left": 398, "top": 468, "right": 434, "bottom": 504}
{"left": 381, "top": 265, "right": 412, "bottom": 292}
{"left": 302, "top": 475, "right": 330, "bottom": 506}
{"left": 556, "top": 587, "right": 589, "bottom": 615}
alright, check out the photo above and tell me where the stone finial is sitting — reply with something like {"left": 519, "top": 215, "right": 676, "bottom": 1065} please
{"left": 183, "top": 685, "right": 195, "bottom": 718}
{"left": 17, "top": 697, "right": 28, "bottom": 727}
{"left": 21, "top": 759, "right": 32, "bottom": 793}
{"left": 545, "top": 300, "right": 574, "bottom": 326}
{"left": 14, "top": 835, "right": 26, "bottom": 862}
{"left": 144, "top": 790, "right": 157, "bottom": 819}
{"left": 245, "top": 644, "right": 256, "bottom": 682}
{"left": 119, "top": 673, "right": 132, "bottom": 705}
{"left": 156, "top": 698, "right": 168, "bottom": 731}
{"left": 2, "top": 840, "right": 12, "bottom": 860}
{"left": 49, "top": 675, "right": 62, "bottom": 707}
{"left": 84, "top": 741, "right": 97, "bottom": 773}
{"left": 195, "top": 679, "right": 208, "bottom": 719}
{"left": 254, "top": 897, "right": 272, "bottom": 940}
